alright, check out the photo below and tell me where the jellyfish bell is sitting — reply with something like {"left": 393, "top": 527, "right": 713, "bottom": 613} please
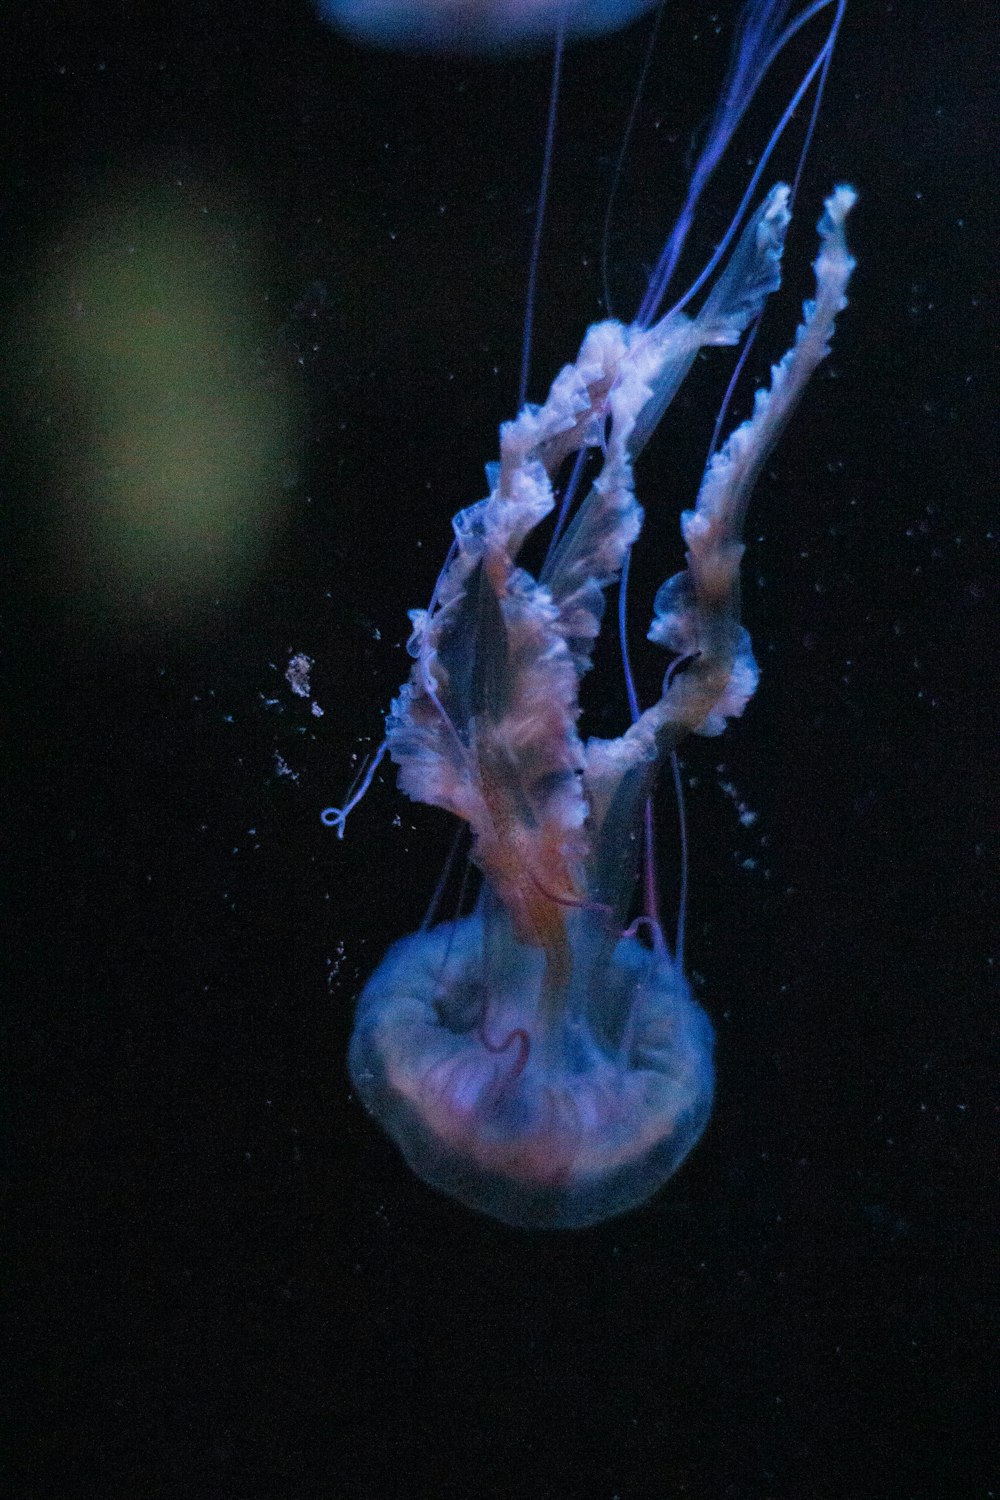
{"left": 350, "top": 903, "right": 715, "bottom": 1228}
{"left": 317, "top": 0, "right": 658, "bottom": 53}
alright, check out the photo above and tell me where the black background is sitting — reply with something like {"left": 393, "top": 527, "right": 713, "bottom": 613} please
{"left": 6, "top": 1, "right": 996, "bottom": 1496}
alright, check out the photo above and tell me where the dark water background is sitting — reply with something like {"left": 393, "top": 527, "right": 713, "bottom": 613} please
{"left": 6, "top": 1, "right": 995, "bottom": 1495}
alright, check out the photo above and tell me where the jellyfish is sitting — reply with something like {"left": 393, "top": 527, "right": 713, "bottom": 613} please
{"left": 328, "top": 2, "right": 855, "bottom": 1228}
{"left": 316, "top": 0, "right": 659, "bottom": 53}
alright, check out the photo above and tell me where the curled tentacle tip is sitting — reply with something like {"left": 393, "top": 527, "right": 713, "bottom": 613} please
{"left": 320, "top": 805, "right": 348, "bottom": 838}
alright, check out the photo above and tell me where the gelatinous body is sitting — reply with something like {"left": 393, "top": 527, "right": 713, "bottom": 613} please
{"left": 337, "top": 177, "right": 855, "bottom": 1227}
{"left": 325, "top": 0, "right": 856, "bottom": 1225}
